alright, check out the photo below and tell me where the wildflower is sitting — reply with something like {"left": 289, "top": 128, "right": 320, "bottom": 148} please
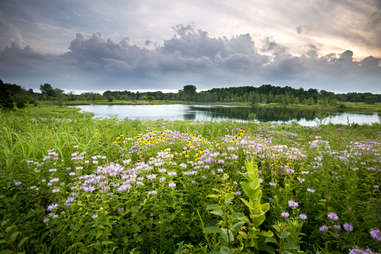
{"left": 328, "top": 213, "right": 339, "bottom": 221}
{"left": 43, "top": 218, "right": 50, "bottom": 223}
{"left": 148, "top": 190, "right": 157, "bottom": 195}
{"left": 307, "top": 188, "right": 315, "bottom": 193}
{"left": 52, "top": 189, "right": 60, "bottom": 193}
{"left": 281, "top": 212, "right": 289, "bottom": 218}
{"left": 92, "top": 215, "right": 98, "bottom": 219}
{"left": 30, "top": 185, "right": 37, "bottom": 190}
{"left": 65, "top": 197, "right": 74, "bottom": 206}
{"left": 269, "top": 182, "right": 276, "bottom": 187}
{"left": 160, "top": 177, "right": 166, "bottom": 182}
{"left": 286, "top": 169, "right": 295, "bottom": 174}
{"left": 300, "top": 214, "right": 307, "bottom": 220}
{"left": 320, "top": 225, "right": 328, "bottom": 231}
{"left": 118, "top": 207, "right": 125, "bottom": 213}
{"left": 49, "top": 177, "right": 59, "bottom": 183}
{"left": 370, "top": 229, "right": 381, "bottom": 241}
{"left": 344, "top": 223, "right": 353, "bottom": 232}
{"left": 14, "top": 181, "right": 21, "bottom": 186}
{"left": 47, "top": 203, "right": 58, "bottom": 211}
{"left": 374, "top": 185, "right": 379, "bottom": 189}
{"left": 235, "top": 191, "right": 241, "bottom": 195}
{"left": 288, "top": 200, "right": 299, "bottom": 209}
{"left": 168, "top": 182, "right": 176, "bottom": 187}
{"left": 49, "top": 168, "right": 57, "bottom": 172}
{"left": 349, "top": 248, "right": 376, "bottom": 254}
{"left": 117, "top": 184, "right": 131, "bottom": 192}
{"left": 334, "top": 224, "right": 341, "bottom": 229}
{"left": 167, "top": 171, "right": 177, "bottom": 176}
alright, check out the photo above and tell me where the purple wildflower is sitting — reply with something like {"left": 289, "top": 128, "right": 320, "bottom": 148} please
{"left": 168, "top": 182, "right": 176, "bottom": 187}
{"left": 328, "top": 213, "right": 339, "bottom": 221}
{"left": 281, "top": 212, "right": 289, "bottom": 218}
{"left": 65, "top": 197, "right": 74, "bottom": 206}
{"left": 320, "top": 225, "right": 328, "bottom": 231}
{"left": 47, "top": 203, "right": 58, "bottom": 211}
{"left": 343, "top": 223, "right": 353, "bottom": 232}
{"left": 288, "top": 200, "right": 299, "bottom": 209}
{"left": 334, "top": 224, "right": 341, "bottom": 229}
{"left": 14, "top": 181, "right": 21, "bottom": 186}
{"left": 370, "top": 229, "right": 381, "bottom": 241}
{"left": 300, "top": 214, "right": 307, "bottom": 220}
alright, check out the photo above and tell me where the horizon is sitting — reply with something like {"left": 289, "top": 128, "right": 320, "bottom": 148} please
{"left": 1, "top": 0, "right": 381, "bottom": 93}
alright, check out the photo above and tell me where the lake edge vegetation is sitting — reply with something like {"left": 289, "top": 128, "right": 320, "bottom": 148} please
{"left": 2, "top": 80, "right": 381, "bottom": 113}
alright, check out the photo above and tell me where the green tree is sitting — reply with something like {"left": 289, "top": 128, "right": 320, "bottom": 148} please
{"left": 40, "top": 83, "right": 56, "bottom": 98}
{"left": 0, "top": 80, "right": 14, "bottom": 110}
{"left": 182, "top": 85, "right": 197, "bottom": 101}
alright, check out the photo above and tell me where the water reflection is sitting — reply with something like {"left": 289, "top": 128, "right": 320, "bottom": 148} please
{"left": 76, "top": 104, "right": 380, "bottom": 126}
{"left": 190, "top": 105, "right": 320, "bottom": 122}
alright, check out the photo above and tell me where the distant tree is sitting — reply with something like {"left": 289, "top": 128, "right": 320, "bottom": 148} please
{"left": 40, "top": 83, "right": 56, "bottom": 98}
{"left": 0, "top": 80, "right": 14, "bottom": 110}
{"left": 182, "top": 85, "right": 197, "bottom": 101}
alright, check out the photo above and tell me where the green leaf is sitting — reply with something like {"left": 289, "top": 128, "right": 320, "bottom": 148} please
{"left": 220, "top": 228, "right": 234, "bottom": 243}
{"left": 264, "top": 237, "right": 278, "bottom": 244}
{"left": 203, "top": 226, "right": 222, "bottom": 234}
{"left": 261, "top": 203, "right": 270, "bottom": 213}
{"left": 231, "top": 212, "right": 249, "bottom": 222}
{"left": 225, "top": 193, "right": 235, "bottom": 205}
{"left": 5, "top": 225, "right": 16, "bottom": 234}
{"left": 253, "top": 214, "right": 266, "bottom": 227}
{"left": 10, "top": 231, "right": 19, "bottom": 242}
{"left": 17, "top": 236, "right": 29, "bottom": 248}
{"left": 210, "top": 209, "right": 224, "bottom": 216}
{"left": 231, "top": 221, "right": 246, "bottom": 231}
{"left": 206, "top": 204, "right": 220, "bottom": 210}
{"left": 285, "top": 242, "right": 299, "bottom": 250}
{"left": 219, "top": 246, "right": 235, "bottom": 254}
{"left": 240, "top": 198, "right": 252, "bottom": 210}
{"left": 207, "top": 194, "right": 219, "bottom": 199}
{"left": 260, "top": 230, "right": 274, "bottom": 237}
{"left": 102, "top": 240, "right": 114, "bottom": 245}
{"left": 280, "top": 231, "right": 290, "bottom": 239}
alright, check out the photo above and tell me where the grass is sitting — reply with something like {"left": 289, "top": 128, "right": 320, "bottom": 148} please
{"left": 0, "top": 105, "right": 380, "bottom": 253}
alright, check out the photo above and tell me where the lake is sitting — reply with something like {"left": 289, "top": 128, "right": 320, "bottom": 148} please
{"left": 76, "top": 104, "right": 381, "bottom": 126}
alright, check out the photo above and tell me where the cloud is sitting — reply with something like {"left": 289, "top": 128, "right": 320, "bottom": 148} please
{"left": 0, "top": 26, "right": 380, "bottom": 93}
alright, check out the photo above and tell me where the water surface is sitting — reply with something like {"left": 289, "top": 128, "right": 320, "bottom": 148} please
{"left": 76, "top": 104, "right": 380, "bottom": 126}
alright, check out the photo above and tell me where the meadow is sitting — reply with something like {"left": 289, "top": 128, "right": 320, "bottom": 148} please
{"left": 0, "top": 105, "right": 380, "bottom": 253}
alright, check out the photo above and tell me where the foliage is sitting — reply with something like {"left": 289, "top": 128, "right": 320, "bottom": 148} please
{"left": 0, "top": 105, "right": 380, "bottom": 253}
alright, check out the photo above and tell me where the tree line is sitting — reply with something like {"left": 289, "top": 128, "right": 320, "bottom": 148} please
{"left": 1, "top": 80, "right": 380, "bottom": 110}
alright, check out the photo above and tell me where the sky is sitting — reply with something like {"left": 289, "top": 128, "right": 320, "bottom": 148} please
{"left": 0, "top": 0, "right": 381, "bottom": 93}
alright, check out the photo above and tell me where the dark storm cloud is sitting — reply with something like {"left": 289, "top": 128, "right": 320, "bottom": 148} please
{"left": 1, "top": 25, "right": 380, "bottom": 92}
